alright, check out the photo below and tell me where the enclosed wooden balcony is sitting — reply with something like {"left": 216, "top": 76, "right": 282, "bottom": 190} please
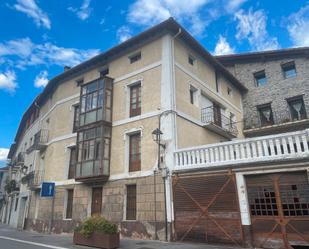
{"left": 174, "top": 129, "right": 309, "bottom": 171}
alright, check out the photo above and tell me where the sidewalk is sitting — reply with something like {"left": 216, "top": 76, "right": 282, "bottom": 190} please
{"left": 0, "top": 223, "right": 241, "bottom": 249}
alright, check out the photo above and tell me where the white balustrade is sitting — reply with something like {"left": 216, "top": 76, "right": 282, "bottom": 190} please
{"left": 174, "top": 129, "right": 309, "bottom": 170}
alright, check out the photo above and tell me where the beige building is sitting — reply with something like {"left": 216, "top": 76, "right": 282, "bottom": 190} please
{"left": 5, "top": 18, "right": 309, "bottom": 248}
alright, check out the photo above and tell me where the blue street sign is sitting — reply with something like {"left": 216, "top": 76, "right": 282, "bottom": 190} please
{"left": 41, "top": 182, "right": 55, "bottom": 197}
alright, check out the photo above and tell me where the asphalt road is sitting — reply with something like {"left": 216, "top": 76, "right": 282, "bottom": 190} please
{"left": 0, "top": 238, "right": 52, "bottom": 249}
{"left": 0, "top": 223, "right": 241, "bottom": 249}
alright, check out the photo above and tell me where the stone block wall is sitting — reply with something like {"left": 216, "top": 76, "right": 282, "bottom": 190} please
{"left": 25, "top": 173, "right": 166, "bottom": 239}
{"left": 225, "top": 56, "right": 309, "bottom": 133}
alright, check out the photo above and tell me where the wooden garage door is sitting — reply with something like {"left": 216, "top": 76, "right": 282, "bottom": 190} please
{"left": 173, "top": 172, "right": 243, "bottom": 246}
{"left": 246, "top": 171, "right": 309, "bottom": 249}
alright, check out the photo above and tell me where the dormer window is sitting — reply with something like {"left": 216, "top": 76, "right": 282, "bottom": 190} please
{"left": 129, "top": 52, "right": 141, "bottom": 64}
{"left": 282, "top": 61, "right": 296, "bottom": 79}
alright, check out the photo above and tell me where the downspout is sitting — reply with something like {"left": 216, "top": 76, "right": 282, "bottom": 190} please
{"left": 164, "top": 27, "right": 181, "bottom": 241}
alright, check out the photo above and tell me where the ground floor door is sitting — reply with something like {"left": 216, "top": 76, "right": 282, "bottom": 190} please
{"left": 172, "top": 172, "right": 243, "bottom": 246}
{"left": 17, "top": 197, "right": 27, "bottom": 230}
{"left": 246, "top": 171, "right": 309, "bottom": 249}
{"left": 91, "top": 187, "right": 102, "bottom": 216}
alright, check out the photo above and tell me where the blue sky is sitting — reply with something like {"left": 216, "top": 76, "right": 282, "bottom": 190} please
{"left": 0, "top": 0, "right": 308, "bottom": 166}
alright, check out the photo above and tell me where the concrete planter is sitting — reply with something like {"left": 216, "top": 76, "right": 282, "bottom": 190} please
{"left": 73, "top": 231, "right": 120, "bottom": 249}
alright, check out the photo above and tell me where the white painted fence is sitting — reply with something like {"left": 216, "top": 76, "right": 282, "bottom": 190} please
{"left": 174, "top": 129, "right": 309, "bottom": 170}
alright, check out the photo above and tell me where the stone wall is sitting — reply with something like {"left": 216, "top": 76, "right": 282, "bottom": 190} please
{"left": 225, "top": 56, "right": 309, "bottom": 133}
{"left": 25, "top": 173, "right": 166, "bottom": 239}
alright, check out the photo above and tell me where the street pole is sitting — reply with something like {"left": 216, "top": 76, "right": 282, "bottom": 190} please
{"left": 48, "top": 194, "right": 55, "bottom": 234}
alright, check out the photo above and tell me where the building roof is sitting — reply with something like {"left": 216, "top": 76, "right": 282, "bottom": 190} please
{"left": 8, "top": 17, "right": 247, "bottom": 158}
{"left": 216, "top": 46, "right": 309, "bottom": 65}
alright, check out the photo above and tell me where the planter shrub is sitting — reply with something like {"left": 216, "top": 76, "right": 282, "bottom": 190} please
{"left": 73, "top": 216, "right": 119, "bottom": 249}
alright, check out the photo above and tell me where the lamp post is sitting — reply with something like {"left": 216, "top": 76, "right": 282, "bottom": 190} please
{"left": 152, "top": 127, "right": 168, "bottom": 241}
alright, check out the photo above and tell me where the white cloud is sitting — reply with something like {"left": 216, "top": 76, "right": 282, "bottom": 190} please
{"left": 214, "top": 35, "right": 235, "bottom": 55}
{"left": 0, "top": 71, "right": 17, "bottom": 93}
{"left": 225, "top": 0, "right": 247, "bottom": 13}
{"left": 126, "top": 0, "right": 248, "bottom": 36}
{"left": 127, "top": 0, "right": 210, "bottom": 36}
{"left": 34, "top": 70, "right": 48, "bottom": 88}
{"left": 68, "top": 0, "right": 92, "bottom": 21}
{"left": 0, "top": 148, "right": 9, "bottom": 162}
{"left": 116, "top": 26, "right": 132, "bottom": 43}
{"left": 287, "top": 4, "right": 309, "bottom": 47}
{"left": 235, "top": 9, "right": 280, "bottom": 51}
{"left": 0, "top": 37, "right": 100, "bottom": 68}
{"left": 14, "top": 0, "right": 51, "bottom": 29}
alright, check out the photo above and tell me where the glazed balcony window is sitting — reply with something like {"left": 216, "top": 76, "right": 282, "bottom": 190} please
{"left": 76, "top": 126, "right": 111, "bottom": 180}
{"left": 79, "top": 77, "right": 113, "bottom": 127}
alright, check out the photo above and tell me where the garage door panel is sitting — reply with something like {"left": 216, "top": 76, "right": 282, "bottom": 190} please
{"left": 173, "top": 173, "right": 243, "bottom": 246}
{"left": 246, "top": 171, "right": 309, "bottom": 248}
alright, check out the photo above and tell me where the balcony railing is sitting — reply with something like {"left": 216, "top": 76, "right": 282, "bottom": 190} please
{"left": 201, "top": 107, "right": 238, "bottom": 138}
{"left": 25, "top": 170, "right": 44, "bottom": 189}
{"left": 174, "top": 129, "right": 309, "bottom": 170}
{"left": 244, "top": 109, "right": 309, "bottom": 130}
{"left": 26, "top": 129, "right": 49, "bottom": 154}
{"left": 14, "top": 152, "right": 25, "bottom": 165}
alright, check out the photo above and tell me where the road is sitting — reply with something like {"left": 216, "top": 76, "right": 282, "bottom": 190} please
{"left": 0, "top": 224, "right": 240, "bottom": 249}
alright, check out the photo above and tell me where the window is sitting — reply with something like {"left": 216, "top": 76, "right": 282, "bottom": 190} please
{"left": 76, "top": 126, "right": 111, "bottom": 178}
{"left": 126, "top": 185, "right": 136, "bottom": 220}
{"left": 15, "top": 196, "right": 19, "bottom": 211}
{"left": 129, "top": 83, "right": 141, "bottom": 117}
{"left": 65, "top": 189, "right": 74, "bottom": 219}
{"left": 129, "top": 52, "right": 141, "bottom": 64}
{"left": 79, "top": 78, "right": 113, "bottom": 126}
{"left": 254, "top": 70, "right": 267, "bottom": 86}
{"left": 258, "top": 104, "right": 274, "bottom": 127}
{"left": 215, "top": 70, "right": 220, "bottom": 93}
{"left": 68, "top": 147, "right": 76, "bottom": 179}
{"left": 73, "top": 105, "right": 79, "bottom": 132}
{"left": 189, "top": 86, "right": 197, "bottom": 105}
{"left": 76, "top": 78, "right": 84, "bottom": 86}
{"left": 188, "top": 55, "right": 195, "bottom": 66}
{"left": 287, "top": 96, "right": 307, "bottom": 121}
{"left": 129, "top": 132, "right": 141, "bottom": 172}
{"left": 227, "top": 87, "right": 232, "bottom": 95}
{"left": 99, "top": 67, "right": 109, "bottom": 77}
{"left": 282, "top": 61, "right": 296, "bottom": 78}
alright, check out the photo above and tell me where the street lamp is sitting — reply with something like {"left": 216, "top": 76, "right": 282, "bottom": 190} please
{"left": 152, "top": 127, "right": 168, "bottom": 241}
{"left": 151, "top": 128, "right": 165, "bottom": 148}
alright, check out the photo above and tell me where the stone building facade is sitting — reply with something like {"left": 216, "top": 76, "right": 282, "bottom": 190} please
{"left": 217, "top": 49, "right": 309, "bottom": 136}
{"left": 4, "top": 18, "right": 309, "bottom": 249}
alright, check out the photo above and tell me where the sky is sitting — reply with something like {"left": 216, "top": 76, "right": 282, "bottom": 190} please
{"left": 0, "top": 0, "right": 308, "bottom": 166}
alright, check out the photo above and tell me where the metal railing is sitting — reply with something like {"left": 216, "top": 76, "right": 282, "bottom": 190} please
{"left": 28, "top": 170, "right": 44, "bottom": 188}
{"left": 244, "top": 109, "right": 308, "bottom": 130}
{"left": 174, "top": 129, "right": 309, "bottom": 170}
{"left": 201, "top": 106, "right": 238, "bottom": 135}
{"left": 15, "top": 152, "right": 25, "bottom": 165}
{"left": 26, "top": 129, "right": 49, "bottom": 153}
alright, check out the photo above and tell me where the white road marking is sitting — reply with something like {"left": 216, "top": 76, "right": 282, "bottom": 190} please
{"left": 0, "top": 236, "right": 71, "bottom": 249}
